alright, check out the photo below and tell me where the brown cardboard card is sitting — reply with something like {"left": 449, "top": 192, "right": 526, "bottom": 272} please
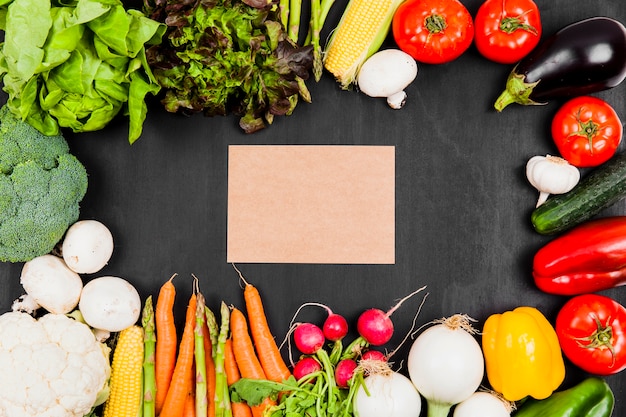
{"left": 227, "top": 145, "right": 395, "bottom": 264}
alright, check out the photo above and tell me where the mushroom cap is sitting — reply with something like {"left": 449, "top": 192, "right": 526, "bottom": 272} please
{"left": 20, "top": 254, "right": 83, "bottom": 314}
{"left": 79, "top": 276, "right": 141, "bottom": 332}
{"left": 357, "top": 49, "right": 418, "bottom": 98}
{"left": 62, "top": 220, "right": 114, "bottom": 274}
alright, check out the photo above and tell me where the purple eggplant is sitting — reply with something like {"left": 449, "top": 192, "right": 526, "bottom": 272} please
{"left": 494, "top": 17, "right": 626, "bottom": 111}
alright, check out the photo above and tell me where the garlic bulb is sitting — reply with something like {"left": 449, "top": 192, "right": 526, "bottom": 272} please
{"left": 526, "top": 155, "right": 580, "bottom": 207}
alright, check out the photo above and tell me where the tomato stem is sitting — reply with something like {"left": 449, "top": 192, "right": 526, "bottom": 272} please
{"left": 574, "top": 315, "right": 616, "bottom": 367}
{"left": 424, "top": 14, "right": 447, "bottom": 34}
{"left": 500, "top": 15, "right": 538, "bottom": 35}
{"left": 568, "top": 107, "right": 601, "bottom": 155}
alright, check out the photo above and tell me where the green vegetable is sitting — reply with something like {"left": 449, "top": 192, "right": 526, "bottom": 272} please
{"left": 514, "top": 377, "right": 614, "bottom": 417}
{"left": 0, "top": 0, "right": 165, "bottom": 144}
{"left": 0, "top": 105, "right": 88, "bottom": 263}
{"left": 142, "top": 296, "right": 157, "bottom": 417}
{"left": 194, "top": 293, "right": 208, "bottom": 417}
{"left": 531, "top": 151, "right": 626, "bottom": 235}
{"left": 214, "top": 302, "right": 232, "bottom": 417}
{"left": 143, "top": 0, "right": 314, "bottom": 134}
{"left": 230, "top": 347, "right": 361, "bottom": 417}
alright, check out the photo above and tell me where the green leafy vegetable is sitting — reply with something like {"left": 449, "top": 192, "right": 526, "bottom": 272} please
{"left": 230, "top": 366, "right": 359, "bottom": 416}
{"left": 143, "top": 0, "right": 314, "bottom": 133}
{"left": 0, "top": 0, "right": 165, "bottom": 143}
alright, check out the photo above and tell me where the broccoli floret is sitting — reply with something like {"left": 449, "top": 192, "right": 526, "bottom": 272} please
{"left": 0, "top": 105, "right": 88, "bottom": 262}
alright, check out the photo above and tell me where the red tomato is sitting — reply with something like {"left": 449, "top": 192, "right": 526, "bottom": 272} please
{"left": 556, "top": 294, "right": 626, "bottom": 376}
{"left": 474, "top": 0, "right": 541, "bottom": 64}
{"left": 551, "top": 96, "right": 623, "bottom": 168}
{"left": 392, "top": 0, "right": 474, "bottom": 64}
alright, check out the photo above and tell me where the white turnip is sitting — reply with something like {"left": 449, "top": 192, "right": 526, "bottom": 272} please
{"left": 354, "top": 360, "right": 422, "bottom": 417}
{"left": 407, "top": 315, "right": 485, "bottom": 417}
{"left": 452, "top": 391, "right": 512, "bottom": 417}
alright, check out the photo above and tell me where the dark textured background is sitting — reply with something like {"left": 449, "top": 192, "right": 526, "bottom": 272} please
{"left": 1, "top": 0, "right": 626, "bottom": 414}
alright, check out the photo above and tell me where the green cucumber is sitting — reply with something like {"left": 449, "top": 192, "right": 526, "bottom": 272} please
{"left": 531, "top": 151, "right": 626, "bottom": 235}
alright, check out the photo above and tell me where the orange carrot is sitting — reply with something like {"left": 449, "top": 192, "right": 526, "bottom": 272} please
{"left": 223, "top": 338, "right": 240, "bottom": 385}
{"left": 202, "top": 320, "right": 216, "bottom": 417}
{"left": 230, "top": 307, "right": 275, "bottom": 417}
{"left": 155, "top": 273, "right": 178, "bottom": 415}
{"left": 241, "top": 278, "right": 292, "bottom": 383}
{"left": 183, "top": 363, "right": 196, "bottom": 417}
{"left": 224, "top": 338, "right": 253, "bottom": 417}
{"left": 160, "top": 293, "right": 197, "bottom": 417}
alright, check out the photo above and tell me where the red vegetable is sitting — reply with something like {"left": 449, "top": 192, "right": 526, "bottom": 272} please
{"left": 357, "top": 308, "right": 395, "bottom": 346}
{"left": 292, "top": 357, "right": 322, "bottom": 381}
{"left": 335, "top": 358, "right": 358, "bottom": 388}
{"left": 474, "top": 0, "right": 541, "bottom": 64}
{"left": 392, "top": 0, "right": 474, "bottom": 64}
{"left": 361, "top": 350, "right": 387, "bottom": 362}
{"left": 294, "top": 323, "right": 326, "bottom": 355}
{"left": 551, "top": 96, "right": 623, "bottom": 168}
{"left": 556, "top": 294, "right": 626, "bottom": 375}
{"left": 532, "top": 216, "right": 626, "bottom": 295}
{"left": 323, "top": 313, "right": 349, "bottom": 342}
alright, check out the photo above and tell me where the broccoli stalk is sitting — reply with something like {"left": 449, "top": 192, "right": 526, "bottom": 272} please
{"left": 0, "top": 105, "right": 88, "bottom": 263}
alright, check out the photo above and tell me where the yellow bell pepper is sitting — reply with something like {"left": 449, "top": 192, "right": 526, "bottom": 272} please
{"left": 482, "top": 306, "right": 565, "bottom": 402}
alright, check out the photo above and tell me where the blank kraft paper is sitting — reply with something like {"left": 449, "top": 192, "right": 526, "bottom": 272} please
{"left": 227, "top": 145, "right": 395, "bottom": 264}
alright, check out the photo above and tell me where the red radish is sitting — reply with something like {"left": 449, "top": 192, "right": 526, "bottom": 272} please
{"left": 361, "top": 350, "right": 387, "bottom": 362}
{"left": 335, "top": 358, "right": 358, "bottom": 388}
{"left": 357, "top": 287, "right": 427, "bottom": 346}
{"left": 294, "top": 323, "right": 325, "bottom": 355}
{"left": 288, "top": 301, "right": 349, "bottom": 342}
{"left": 357, "top": 309, "right": 394, "bottom": 346}
{"left": 293, "top": 357, "right": 322, "bottom": 381}
{"left": 323, "top": 313, "right": 349, "bottom": 341}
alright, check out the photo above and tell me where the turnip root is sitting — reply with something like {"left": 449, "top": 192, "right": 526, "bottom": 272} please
{"left": 62, "top": 220, "right": 114, "bottom": 274}
{"left": 15, "top": 254, "right": 83, "bottom": 314}
{"left": 408, "top": 314, "right": 485, "bottom": 417}
{"left": 354, "top": 360, "right": 422, "bottom": 417}
{"left": 453, "top": 391, "right": 512, "bottom": 417}
{"left": 79, "top": 276, "right": 141, "bottom": 338}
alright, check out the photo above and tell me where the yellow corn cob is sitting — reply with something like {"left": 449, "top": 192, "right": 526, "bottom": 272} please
{"left": 323, "top": 0, "right": 404, "bottom": 89}
{"left": 103, "top": 325, "right": 145, "bottom": 417}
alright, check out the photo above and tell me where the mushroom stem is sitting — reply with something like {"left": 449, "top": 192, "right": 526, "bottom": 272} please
{"left": 387, "top": 91, "right": 407, "bottom": 109}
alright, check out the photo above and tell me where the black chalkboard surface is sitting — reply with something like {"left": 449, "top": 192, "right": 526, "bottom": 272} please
{"left": 1, "top": 0, "right": 626, "bottom": 415}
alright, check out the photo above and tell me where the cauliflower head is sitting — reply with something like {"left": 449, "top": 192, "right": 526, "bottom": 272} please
{"left": 0, "top": 105, "right": 88, "bottom": 262}
{"left": 0, "top": 312, "right": 111, "bottom": 417}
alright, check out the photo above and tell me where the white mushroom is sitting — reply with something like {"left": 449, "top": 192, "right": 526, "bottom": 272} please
{"left": 79, "top": 276, "right": 141, "bottom": 338}
{"left": 62, "top": 220, "right": 114, "bottom": 274}
{"left": 15, "top": 254, "right": 83, "bottom": 314}
{"left": 356, "top": 49, "right": 418, "bottom": 109}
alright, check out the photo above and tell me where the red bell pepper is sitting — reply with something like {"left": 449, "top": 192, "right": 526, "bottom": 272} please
{"left": 533, "top": 216, "right": 626, "bottom": 295}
